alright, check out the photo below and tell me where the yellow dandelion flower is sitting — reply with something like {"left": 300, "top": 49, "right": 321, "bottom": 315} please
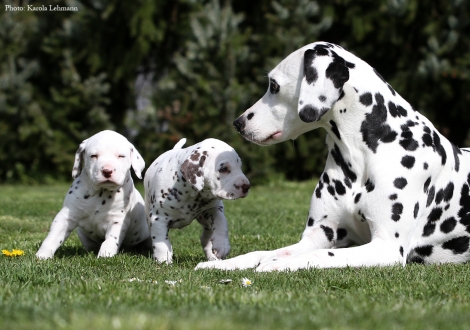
{"left": 2, "top": 249, "right": 25, "bottom": 257}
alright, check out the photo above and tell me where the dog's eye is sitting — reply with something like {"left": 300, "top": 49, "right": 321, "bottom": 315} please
{"left": 219, "top": 166, "right": 229, "bottom": 173}
{"left": 270, "top": 79, "right": 280, "bottom": 94}
{"left": 90, "top": 154, "right": 98, "bottom": 159}
{"left": 118, "top": 155, "right": 126, "bottom": 158}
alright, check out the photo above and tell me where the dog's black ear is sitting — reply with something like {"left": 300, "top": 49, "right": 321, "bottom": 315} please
{"left": 72, "top": 139, "right": 88, "bottom": 179}
{"left": 181, "top": 151, "right": 206, "bottom": 191}
{"left": 298, "top": 47, "right": 349, "bottom": 123}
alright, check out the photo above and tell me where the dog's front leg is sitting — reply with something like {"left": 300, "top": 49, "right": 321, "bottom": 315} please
{"left": 197, "top": 202, "right": 230, "bottom": 261}
{"left": 36, "top": 208, "right": 77, "bottom": 259}
{"left": 256, "top": 238, "right": 402, "bottom": 272}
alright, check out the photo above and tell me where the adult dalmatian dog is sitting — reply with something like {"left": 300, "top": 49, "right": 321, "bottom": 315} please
{"left": 36, "top": 130, "right": 151, "bottom": 259}
{"left": 144, "top": 138, "right": 250, "bottom": 263}
{"left": 196, "top": 41, "right": 470, "bottom": 271}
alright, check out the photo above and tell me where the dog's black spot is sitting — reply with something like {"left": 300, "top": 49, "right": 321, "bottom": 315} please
{"left": 394, "top": 177, "right": 408, "bottom": 189}
{"left": 328, "top": 252, "right": 335, "bottom": 257}
{"left": 359, "top": 93, "right": 373, "bottom": 107}
{"left": 422, "top": 222, "right": 436, "bottom": 237}
{"left": 426, "top": 186, "right": 435, "bottom": 207}
{"left": 440, "top": 217, "right": 457, "bottom": 234}
{"left": 414, "top": 245, "right": 433, "bottom": 257}
{"left": 399, "top": 246, "right": 404, "bottom": 257}
{"left": 452, "top": 143, "right": 461, "bottom": 172}
{"left": 334, "top": 180, "right": 346, "bottom": 195}
{"left": 330, "top": 144, "right": 357, "bottom": 183}
{"left": 323, "top": 172, "right": 330, "bottom": 184}
{"left": 327, "top": 185, "right": 336, "bottom": 196}
{"left": 423, "top": 177, "right": 431, "bottom": 193}
{"left": 329, "top": 120, "right": 341, "bottom": 140}
{"left": 423, "top": 162, "right": 429, "bottom": 170}
{"left": 391, "top": 203, "right": 403, "bottom": 221}
{"left": 361, "top": 93, "right": 398, "bottom": 153}
{"left": 401, "top": 155, "right": 415, "bottom": 169}
{"left": 354, "top": 193, "right": 362, "bottom": 204}
{"left": 319, "top": 95, "right": 327, "bottom": 102}
{"left": 365, "top": 178, "right": 375, "bottom": 192}
{"left": 321, "top": 225, "right": 334, "bottom": 241}
{"left": 389, "top": 194, "right": 398, "bottom": 200}
{"left": 388, "top": 101, "right": 407, "bottom": 118}
{"left": 428, "top": 207, "right": 443, "bottom": 222}
{"left": 399, "top": 125, "right": 419, "bottom": 151}
{"left": 337, "top": 228, "right": 347, "bottom": 240}
{"left": 395, "top": 232, "right": 399, "bottom": 238}
{"left": 414, "top": 202, "right": 419, "bottom": 219}
{"left": 442, "top": 236, "right": 470, "bottom": 254}
{"left": 308, "top": 217, "right": 314, "bottom": 226}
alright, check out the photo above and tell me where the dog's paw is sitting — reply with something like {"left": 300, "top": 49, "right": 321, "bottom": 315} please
{"left": 97, "top": 241, "right": 119, "bottom": 258}
{"left": 211, "top": 237, "right": 231, "bottom": 260}
{"left": 36, "top": 250, "right": 54, "bottom": 260}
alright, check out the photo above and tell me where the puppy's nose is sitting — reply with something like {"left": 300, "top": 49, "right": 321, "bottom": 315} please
{"left": 233, "top": 116, "right": 246, "bottom": 133}
{"left": 102, "top": 168, "right": 113, "bottom": 178}
{"left": 241, "top": 183, "right": 250, "bottom": 194}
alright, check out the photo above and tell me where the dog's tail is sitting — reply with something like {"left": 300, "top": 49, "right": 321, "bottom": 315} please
{"left": 173, "top": 138, "right": 187, "bottom": 150}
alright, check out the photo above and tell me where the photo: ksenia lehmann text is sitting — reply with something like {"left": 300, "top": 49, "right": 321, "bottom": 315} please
{"left": 5, "top": 4, "right": 78, "bottom": 12}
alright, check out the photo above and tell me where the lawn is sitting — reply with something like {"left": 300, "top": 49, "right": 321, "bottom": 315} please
{"left": 1, "top": 181, "right": 470, "bottom": 330}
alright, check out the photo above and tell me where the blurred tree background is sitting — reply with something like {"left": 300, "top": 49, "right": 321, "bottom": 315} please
{"left": 1, "top": 0, "right": 469, "bottom": 184}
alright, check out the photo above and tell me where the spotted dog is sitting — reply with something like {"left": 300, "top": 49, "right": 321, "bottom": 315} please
{"left": 36, "top": 130, "right": 150, "bottom": 259}
{"left": 144, "top": 138, "right": 250, "bottom": 263}
{"left": 196, "top": 42, "right": 470, "bottom": 271}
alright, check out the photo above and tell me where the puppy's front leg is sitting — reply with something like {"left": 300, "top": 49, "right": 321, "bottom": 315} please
{"left": 197, "top": 202, "right": 230, "bottom": 261}
{"left": 36, "top": 208, "right": 77, "bottom": 259}
{"left": 98, "top": 219, "right": 128, "bottom": 258}
{"left": 149, "top": 219, "right": 173, "bottom": 263}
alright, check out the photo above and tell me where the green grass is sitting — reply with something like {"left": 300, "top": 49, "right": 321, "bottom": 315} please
{"left": 2, "top": 181, "right": 470, "bottom": 329}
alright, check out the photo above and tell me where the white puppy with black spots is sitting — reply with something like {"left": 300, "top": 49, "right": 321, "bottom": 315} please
{"left": 144, "top": 138, "right": 250, "bottom": 263}
{"left": 36, "top": 130, "right": 150, "bottom": 259}
{"left": 196, "top": 42, "right": 470, "bottom": 272}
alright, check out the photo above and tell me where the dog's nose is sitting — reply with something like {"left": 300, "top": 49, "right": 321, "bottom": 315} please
{"left": 233, "top": 116, "right": 246, "bottom": 133}
{"left": 102, "top": 168, "right": 113, "bottom": 178}
{"left": 241, "top": 183, "right": 250, "bottom": 194}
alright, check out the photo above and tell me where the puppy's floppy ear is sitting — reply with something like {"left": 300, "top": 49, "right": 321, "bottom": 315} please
{"left": 72, "top": 139, "right": 88, "bottom": 179}
{"left": 298, "top": 46, "right": 349, "bottom": 123}
{"left": 130, "top": 143, "right": 145, "bottom": 179}
{"left": 181, "top": 150, "right": 206, "bottom": 191}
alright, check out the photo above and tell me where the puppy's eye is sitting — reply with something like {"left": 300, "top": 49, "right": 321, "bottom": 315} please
{"left": 270, "top": 79, "right": 280, "bottom": 94}
{"left": 90, "top": 154, "right": 98, "bottom": 159}
{"left": 119, "top": 155, "right": 126, "bottom": 158}
{"left": 219, "top": 166, "right": 229, "bottom": 173}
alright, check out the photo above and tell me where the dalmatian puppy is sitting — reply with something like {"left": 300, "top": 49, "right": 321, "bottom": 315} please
{"left": 36, "top": 130, "right": 150, "bottom": 259}
{"left": 196, "top": 41, "right": 470, "bottom": 272}
{"left": 144, "top": 138, "right": 250, "bottom": 263}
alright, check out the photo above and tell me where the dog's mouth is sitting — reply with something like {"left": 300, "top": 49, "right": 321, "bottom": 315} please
{"left": 257, "top": 131, "right": 282, "bottom": 145}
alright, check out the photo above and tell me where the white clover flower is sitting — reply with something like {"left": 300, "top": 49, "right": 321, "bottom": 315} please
{"left": 128, "top": 277, "right": 142, "bottom": 282}
{"left": 241, "top": 277, "right": 252, "bottom": 287}
{"left": 165, "top": 280, "right": 178, "bottom": 286}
